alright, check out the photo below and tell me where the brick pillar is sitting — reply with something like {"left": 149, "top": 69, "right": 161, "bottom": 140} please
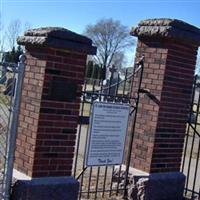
{"left": 129, "top": 19, "right": 200, "bottom": 174}
{"left": 14, "top": 27, "right": 96, "bottom": 178}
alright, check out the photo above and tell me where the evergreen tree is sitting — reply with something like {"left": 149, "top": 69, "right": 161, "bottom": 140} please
{"left": 86, "top": 60, "right": 93, "bottom": 78}
{"left": 85, "top": 61, "right": 104, "bottom": 80}
{"left": 97, "top": 65, "right": 103, "bottom": 80}
{"left": 4, "top": 45, "right": 23, "bottom": 63}
{"left": 91, "top": 64, "right": 99, "bottom": 79}
{"left": 15, "top": 45, "right": 23, "bottom": 62}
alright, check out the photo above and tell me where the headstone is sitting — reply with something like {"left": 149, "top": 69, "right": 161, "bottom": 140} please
{"left": 103, "top": 65, "right": 119, "bottom": 100}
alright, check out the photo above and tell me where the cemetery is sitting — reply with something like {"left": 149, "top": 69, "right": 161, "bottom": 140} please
{"left": 0, "top": 17, "right": 199, "bottom": 200}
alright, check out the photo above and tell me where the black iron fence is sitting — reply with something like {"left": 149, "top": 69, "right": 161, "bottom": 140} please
{"left": 73, "top": 57, "right": 144, "bottom": 199}
{"left": 182, "top": 75, "right": 200, "bottom": 200}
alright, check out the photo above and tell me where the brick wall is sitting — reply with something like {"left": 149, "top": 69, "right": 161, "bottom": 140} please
{"left": 130, "top": 39, "right": 198, "bottom": 173}
{"left": 151, "top": 40, "right": 197, "bottom": 173}
{"left": 14, "top": 50, "right": 46, "bottom": 176}
{"left": 15, "top": 47, "right": 87, "bottom": 177}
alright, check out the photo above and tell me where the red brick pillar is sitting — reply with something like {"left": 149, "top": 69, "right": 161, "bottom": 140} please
{"left": 14, "top": 27, "right": 96, "bottom": 178}
{"left": 129, "top": 19, "right": 200, "bottom": 174}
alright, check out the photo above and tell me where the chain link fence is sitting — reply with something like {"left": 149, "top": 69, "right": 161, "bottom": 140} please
{"left": 0, "top": 55, "right": 25, "bottom": 200}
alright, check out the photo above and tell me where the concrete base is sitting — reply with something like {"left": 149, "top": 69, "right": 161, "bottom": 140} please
{"left": 11, "top": 176, "right": 79, "bottom": 200}
{"left": 128, "top": 172, "right": 185, "bottom": 200}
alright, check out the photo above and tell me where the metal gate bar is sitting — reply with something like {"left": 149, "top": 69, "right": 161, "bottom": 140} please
{"left": 182, "top": 75, "right": 200, "bottom": 200}
{"left": 73, "top": 56, "right": 144, "bottom": 199}
{"left": 123, "top": 56, "right": 144, "bottom": 198}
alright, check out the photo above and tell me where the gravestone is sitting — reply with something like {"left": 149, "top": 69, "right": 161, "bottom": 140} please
{"left": 103, "top": 65, "right": 119, "bottom": 100}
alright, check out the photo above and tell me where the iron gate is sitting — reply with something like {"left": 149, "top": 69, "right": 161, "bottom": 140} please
{"left": 0, "top": 54, "right": 25, "bottom": 200}
{"left": 73, "top": 57, "right": 144, "bottom": 199}
{"left": 182, "top": 75, "right": 200, "bottom": 200}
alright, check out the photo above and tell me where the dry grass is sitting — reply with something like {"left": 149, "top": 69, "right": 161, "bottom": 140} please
{"left": 0, "top": 85, "right": 11, "bottom": 106}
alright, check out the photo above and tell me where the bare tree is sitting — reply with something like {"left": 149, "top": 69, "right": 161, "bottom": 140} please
{"left": 6, "top": 19, "right": 21, "bottom": 50}
{"left": 195, "top": 48, "right": 200, "bottom": 75}
{"left": 0, "top": 13, "right": 5, "bottom": 51}
{"left": 85, "top": 18, "right": 134, "bottom": 79}
{"left": 23, "top": 21, "right": 32, "bottom": 32}
{"left": 112, "top": 51, "right": 126, "bottom": 70}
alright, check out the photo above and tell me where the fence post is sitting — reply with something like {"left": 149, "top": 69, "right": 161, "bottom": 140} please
{"left": 4, "top": 55, "right": 26, "bottom": 200}
{"left": 128, "top": 18, "right": 200, "bottom": 199}
{"left": 11, "top": 27, "right": 96, "bottom": 200}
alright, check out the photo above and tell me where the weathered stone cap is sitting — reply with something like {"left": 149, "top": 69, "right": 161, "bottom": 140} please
{"left": 17, "top": 27, "right": 97, "bottom": 54}
{"left": 131, "top": 18, "right": 200, "bottom": 45}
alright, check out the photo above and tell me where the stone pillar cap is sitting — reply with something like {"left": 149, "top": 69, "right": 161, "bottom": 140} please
{"left": 131, "top": 18, "right": 200, "bottom": 45}
{"left": 17, "top": 27, "right": 97, "bottom": 54}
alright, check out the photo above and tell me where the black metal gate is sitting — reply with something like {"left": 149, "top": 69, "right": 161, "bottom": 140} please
{"left": 182, "top": 75, "right": 200, "bottom": 200}
{"left": 73, "top": 57, "right": 144, "bottom": 199}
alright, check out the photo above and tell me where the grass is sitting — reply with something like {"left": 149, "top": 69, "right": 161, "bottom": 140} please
{"left": 0, "top": 92, "right": 10, "bottom": 106}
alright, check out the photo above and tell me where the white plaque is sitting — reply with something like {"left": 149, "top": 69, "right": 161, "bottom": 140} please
{"left": 85, "top": 101, "right": 130, "bottom": 166}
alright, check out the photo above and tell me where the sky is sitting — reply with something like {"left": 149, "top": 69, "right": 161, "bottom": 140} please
{"left": 2, "top": 0, "right": 200, "bottom": 33}
{"left": 1, "top": 0, "right": 200, "bottom": 66}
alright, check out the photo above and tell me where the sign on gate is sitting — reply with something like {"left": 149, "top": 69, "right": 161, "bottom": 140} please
{"left": 85, "top": 101, "right": 130, "bottom": 166}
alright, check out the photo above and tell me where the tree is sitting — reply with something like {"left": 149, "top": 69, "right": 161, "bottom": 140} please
{"left": 0, "top": 13, "right": 5, "bottom": 51}
{"left": 195, "top": 49, "right": 200, "bottom": 75}
{"left": 4, "top": 45, "right": 23, "bottom": 63}
{"left": 23, "top": 22, "right": 32, "bottom": 32}
{"left": 97, "top": 65, "right": 103, "bottom": 80}
{"left": 86, "top": 60, "right": 94, "bottom": 78}
{"left": 91, "top": 64, "right": 99, "bottom": 79}
{"left": 6, "top": 19, "right": 22, "bottom": 50}
{"left": 85, "top": 18, "right": 134, "bottom": 80}
{"left": 112, "top": 51, "right": 126, "bottom": 70}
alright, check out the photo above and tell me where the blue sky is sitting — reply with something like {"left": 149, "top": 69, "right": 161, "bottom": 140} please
{"left": 2, "top": 0, "right": 200, "bottom": 34}
{"left": 1, "top": 0, "right": 200, "bottom": 66}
